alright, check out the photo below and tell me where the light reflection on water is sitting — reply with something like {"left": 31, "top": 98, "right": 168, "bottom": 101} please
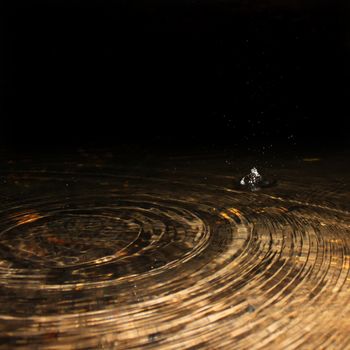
{"left": 0, "top": 152, "right": 349, "bottom": 349}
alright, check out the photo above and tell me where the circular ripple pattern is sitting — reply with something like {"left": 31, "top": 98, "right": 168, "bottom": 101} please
{"left": 0, "top": 163, "right": 350, "bottom": 349}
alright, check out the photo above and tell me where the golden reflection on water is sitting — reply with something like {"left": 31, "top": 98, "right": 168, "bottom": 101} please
{"left": 15, "top": 212, "right": 43, "bottom": 225}
{"left": 0, "top": 154, "right": 349, "bottom": 349}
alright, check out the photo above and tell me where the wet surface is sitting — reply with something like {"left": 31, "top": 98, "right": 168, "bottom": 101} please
{"left": 0, "top": 150, "right": 350, "bottom": 349}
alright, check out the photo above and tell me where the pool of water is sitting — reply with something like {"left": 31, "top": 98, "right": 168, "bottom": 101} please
{"left": 0, "top": 150, "right": 349, "bottom": 349}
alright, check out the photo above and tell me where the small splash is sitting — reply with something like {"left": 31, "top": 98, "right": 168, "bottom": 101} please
{"left": 239, "top": 167, "right": 276, "bottom": 191}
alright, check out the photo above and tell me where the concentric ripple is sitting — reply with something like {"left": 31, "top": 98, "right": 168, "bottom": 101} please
{"left": 0, "top": 158, "right": 350, "bottom": 349}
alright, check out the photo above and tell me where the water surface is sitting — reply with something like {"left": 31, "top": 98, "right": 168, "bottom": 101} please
{"left": 0, "top": 151, "right": 349, "bottom": 349}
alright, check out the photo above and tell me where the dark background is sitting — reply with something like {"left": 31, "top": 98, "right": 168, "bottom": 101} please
{"left": 1, "top": 0, "right": 349, "bottom": 153}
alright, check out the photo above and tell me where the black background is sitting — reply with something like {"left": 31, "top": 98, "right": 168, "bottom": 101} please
{"left": 1, "top": 0, "right": 349, "bottom": 153}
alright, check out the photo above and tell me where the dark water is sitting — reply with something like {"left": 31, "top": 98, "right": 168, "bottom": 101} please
{"left": 0, "top": 151, "right": 350, "bottom": 349}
